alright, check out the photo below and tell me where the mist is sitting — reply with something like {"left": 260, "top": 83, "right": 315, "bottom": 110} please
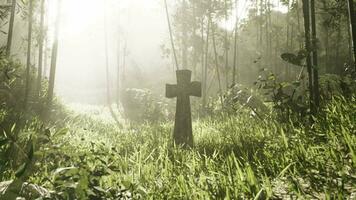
{"left": 1, "top": 0, "right": 355, "bottom": 198}
{"left": 55, "top": 0, "right": 170, "bottom": 104}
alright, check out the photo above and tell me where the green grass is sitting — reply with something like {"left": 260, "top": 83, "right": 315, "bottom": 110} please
{"left": 16, "top": 97, "right": 353, "bottom": 199}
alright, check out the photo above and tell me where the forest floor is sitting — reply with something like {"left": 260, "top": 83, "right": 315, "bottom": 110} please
{"left": 14, "top": 98, "right": 353, "bottom": 199}
{"left": 1, "top": 98, "right": 355, "bottom": 199}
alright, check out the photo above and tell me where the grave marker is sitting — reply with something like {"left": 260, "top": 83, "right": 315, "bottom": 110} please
{"left": 166, "top": 70, "right": 201, "bottom": 147}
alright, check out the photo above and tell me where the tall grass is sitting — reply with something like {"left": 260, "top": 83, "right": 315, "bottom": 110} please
{"left": 23, "top": 97, "right": 355, "bottom": 199}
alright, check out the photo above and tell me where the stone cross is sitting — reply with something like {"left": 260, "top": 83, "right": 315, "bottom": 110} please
{"left": 166, "top": 70, "right": 201, "bottom": 148}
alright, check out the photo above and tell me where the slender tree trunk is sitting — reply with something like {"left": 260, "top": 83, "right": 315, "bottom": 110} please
{"left": 232, "top": 0, "right": 238, "bottom": 85}
{"left": 6, "top": 0, "right": 16, "bottom": 57}
{"left": 347, "top": 15, "right": 354, "bottom": 65}
{"left": 203, "top": 16, "right": 211, "bottom": 108}
{"left": 264, "top": 0, "right": 269, "bottom": 60}
{"left": 259, "top": 0, "right": 263, "bottom": 45}
{"left": 104, "top": 2, "right": 120, "bottom": 125}
{"left": 192, "top": 2, "right": 198, "bottom": 77}
{"left": 310, "top": 0, "right": 320, "bottom": 108}
{"left": 47, "top": 0, "right": 61, "bottom": 107}
{"left": 335, "top": 26, "right": 342, "bottom": 72}
{"left": 212, "top": 22, "right": 223, "bottom": 105}
{"left": 324, "top": 27, "right": 329, "bottom": 73}
{"left": 164, "top": 0, "right": 179, "bottom": 70}
{"left": 43, "top": 4, "right": 49, "bottom": 78}
{"left": 182, "top": 0, "right": 188, "bottom": 69}
{"left": 268, "top": 0, "right": 272, "bottom": 65}
{"left": 296, "top": 0, "right": 303, "bottom": 48}
{"left": 224, "top": 0, "right": 229, "bottom": 89}
{"left": 24, "top": 0, "right": 33, "bottom": 110}
{"left": 104, "top": 3, "right": 111, "bottom": 107}
{"left": 43, "top": 38, "right": 48, "bottom": 77}
{"left": 302, "top": 0, "right": 315, "bottom": 113}
{"left": 117, "top": 33, "right": 121, "bottom": 105}
{"left": 258, "top": 0, "right": 263, "bottom": 70}
{"left": 36, "top": 0, "right": 45, "bottom": 99}
{"left": 348, "top": 0, "right": 356, "bottom": 69}
{"left": 255, "top": 0, "right": 259, "bottom": 48}
{"left": 266, "top": 0, "right": 272, "bottom": 67}
{"left": 286, "top": 0, "right": 291, "bottom": 79}
{"left": 201, "top": 17, "right": 204, "bottom": 82}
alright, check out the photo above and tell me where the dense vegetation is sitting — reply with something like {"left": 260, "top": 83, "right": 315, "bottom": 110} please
{"left": 1, "top": 53, "right": 355, "bottom": 199}
{"left": 1, "top": 0, "right": 356, "bottom": 199}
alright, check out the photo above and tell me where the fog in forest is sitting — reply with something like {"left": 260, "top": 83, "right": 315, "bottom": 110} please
{"left": 54, "top": 0, "right": 285, "bottom": 104}
{"left": 54, "top": 0, "right": 168, "bottom": 104}
{"left": 1, "top": 0, "right": 355, "bottom": 198}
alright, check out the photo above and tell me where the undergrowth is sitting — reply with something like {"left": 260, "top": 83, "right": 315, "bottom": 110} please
{"left": 2, "top": 96, "right": 351, "bottom": 199}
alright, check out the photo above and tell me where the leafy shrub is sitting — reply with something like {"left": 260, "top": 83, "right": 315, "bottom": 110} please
{"left": 222, "top": 84, "right": 270, "bottom": 119}
{"left": 254, "top": 69, "right": 309, "bottom": 121}
{"left": 319, "top": 73, "right": 356, "bottom": 100}
{"left": 0, "top": 55, "right": 68, "bottom": 194}
{"left": 121, "top": 88, "right": 169, "bottom": 123}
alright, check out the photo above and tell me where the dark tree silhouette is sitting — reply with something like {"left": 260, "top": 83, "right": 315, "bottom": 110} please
{"left": 36, "top": 0, "right": 45, "bottom": 99}
{"left": 5, "top": 0, "right": 16, "bottom": 57}
{"left": 24, "top": 0, "right": 33, "bottom": 110}
{"left": 348, "top": 0, "right": 356, "bottom": 69}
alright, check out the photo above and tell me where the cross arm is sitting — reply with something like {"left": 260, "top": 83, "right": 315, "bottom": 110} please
{"left": 188, "top": 81, "right": 202, "bottom": 97}
{"left": 166, "top": 84, "right": 178, "bottom": 98}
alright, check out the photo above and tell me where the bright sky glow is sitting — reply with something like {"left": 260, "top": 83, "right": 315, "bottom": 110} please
{"left": 50, "top": 0, "right": 166, "bottom": 103}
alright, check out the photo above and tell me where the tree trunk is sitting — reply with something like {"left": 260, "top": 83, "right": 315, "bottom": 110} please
{"left": 348, "top": 0, "right": 356, "bottom": 69}
{"left": 224, "top": 0, "right": 229, "bottom": 89}
{"left": 296, "top": 0, "right": 303, "bottom": 48}
{"left": 104, "top": 4, "right": 111, "bottom": 107}
{"left": 212, "top": 22, "right": 223, "bottom": 105}
{"left": 335, "top": 25, "right": 342, "bottom": 72}
{"left": 182, "top": 0, "right": 188, "bottom": 69}
{"left": 164, "top": 0, "right": 179, "bottom": 70}
{"left": 36, "top": 0, "right": 45, "bottom": 99}
{"left": 43, "top": 4, "right": 49, "bottom": 78}
{"left": 117, "top": 34, "right": 121, "bottom": 105}
{"left": 104, "top": 3, "right": 120, "bottom": 125}
{"left": 268, "top": 0, "right": 272, "bottom": 68}
{"left": 310, "top": 0, "right": 320, "bottom": 108}
{"left": 324, "top": 27, "right": 329, "bottom": 73}
{"left": 201, "top": 17, "right": 204, "bottom": 82}
{"left": 347, "top": 13, "right": 354, "bottom": 65}
{"left": 24, "top": 0, "right": 33, "bottom": 110}
{"left": 232, "top": 0, "right": 238, "bottom": 85}
{"left": 302, "top": 0, "right": 315, "bottom": 113}
{"left": 203, "top": 16, "right": 211, "bottom": 108}
{"left": 192, "top": 2, "right": 198, "bottom": 77}
{"left": 5, "top": 0, "right": 16, "bottom": 57}
{"left": 286, "top": 0, "right": 291, "bottom": 79}
{"left": 47, "top": 0, "right": 61, "bottom": 107}
{"left": 43, "top": 37, "right": 48, "bottom": 77}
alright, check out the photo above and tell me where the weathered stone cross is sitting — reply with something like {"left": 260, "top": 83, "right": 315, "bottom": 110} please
{"left": 166, "top": 70, "right": 201, "bottom": 148}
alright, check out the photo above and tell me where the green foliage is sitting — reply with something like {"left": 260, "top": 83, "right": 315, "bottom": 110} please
{"left": 205, "top": 84, "right": 270, "bottom": 120}
{"left": 0, "top": 55, "right": 67, "bottom": 189}
{"left": 254, "top": 69, "right": 309, "bottom": 120}
{"left": 281, "top": 50, "right": 307, "bottom": 67}
{"left": 319, "top": 73, "right": 356, "bottom": 100}
{"left": 121, "top": 88, "right": 170, "bottom": 123}
{"left": 0, "top": 96, "right": 352, "bottom": 199}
